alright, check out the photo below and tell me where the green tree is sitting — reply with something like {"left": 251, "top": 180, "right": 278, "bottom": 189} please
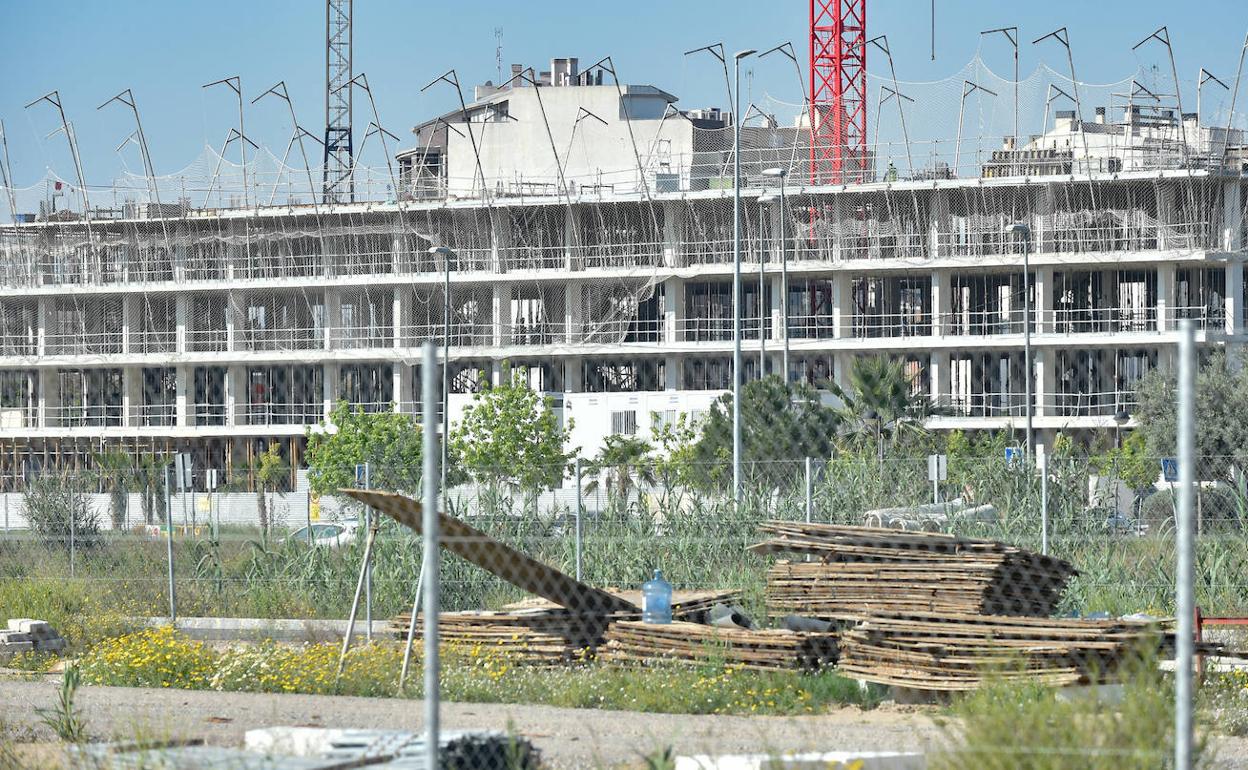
{"left": 134, "top": 454, "right": 169, "bottom": 525}
{"left": 450, "top": 366, "right": 573, "bottom": 492}
{"left": 252, "top": 444, "right": 288, "bottom": 535}
{"left": 305, "top": 401, "right": 425, "bottom": 497}
{"left": 1134, "top": 350, "right": 1248, "bottom": 479}
{"left": 583, "top": 435, "right": 656, "bottom": 499}
{"left": 690, "top": 375, "right": 842, "bottom": 489}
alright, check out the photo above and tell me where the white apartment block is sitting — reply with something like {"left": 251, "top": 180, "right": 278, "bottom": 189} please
{"left": 0, "top": 57, "right": 1245, "bottom": 485}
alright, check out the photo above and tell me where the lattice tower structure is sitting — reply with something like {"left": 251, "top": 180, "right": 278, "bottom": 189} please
{"left": 323, "top": 0, "right": 354, "bottom": 203}
{"left": 810, "top": 0, "right": 867, "bottom": 184}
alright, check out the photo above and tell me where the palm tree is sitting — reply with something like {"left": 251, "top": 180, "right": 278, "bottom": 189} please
{"left": 831, "top": 356, "right": 935, "bottom": 450}
{"left": 582, "top": 435, "right": 657, "bottom": 502}
{"left": 92, "top": 450, "right": 136, "bottom": 531}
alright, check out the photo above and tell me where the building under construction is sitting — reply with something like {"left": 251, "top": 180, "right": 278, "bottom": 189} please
{"left": 0, "top": 49, "right": 1245, "bottom": 484}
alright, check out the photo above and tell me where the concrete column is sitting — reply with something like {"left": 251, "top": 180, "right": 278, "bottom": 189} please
{"left": 122, "top": 366, "right": 142, "bottom": 427}
{"left": 662, "top": 201, "right": 682, "bottom": 267}
{"left": 391, "top": 232, "right": 407, "bottom": 275}
{"left": 121, "top": 295, "right": 137, "bottom": 356}
{"left": 1157, "top": 264, "right": 1177, "bottom": 332}
{"left": 175, "top": 365, "right": 190, "bottom": 427}
{"left": 393, "top": 362, "right": 412, "bottom": 414}
{"left": 36, "top": 298, "right": 51, "bottom": 357}
{"left": 224, "top": 291, "right": 241, "bottom": 352}
{"left": 175, "top": 295, "right": 190, "bottom": 354}
{"left": 929, "top": 190, "right": 948, "bottom": 258}
{"left": 931, "top": 270, "right": 950, "bottom": 336}
{"left": 564, "top": 356, "right": 583, "bottom": 392}
{"left": 663, "top": 276, "right": 685, "bottom": 343}
{"left": 392, "top": 286, "right": 407, "bottom": 350}
{"left": 564, "top": 207, "right": 576, "bottom": 271}
{"left": 226, "top": 365, "right": 247, "bottom": 427}
{"left": 1033, "top": 267, "right": 1054, "bottom": 335}
{"left": 38, "top": 369, "right": 59, "bottom": 428}
{"left": 1224, "top": 180, "right": 1244, "bottom": 252}
{"left": 1034, "top": 349, "right": 1055, "bottom": 418}
{"left": 663, "top": 355, "right": 680, "bottom": 390}
{"left": 321, "top": 362, "right": 339, "bottom": 420}
{"left": 565, "top": 282, "right": 583, "bottom": 344}
{"left": 1157, "top": 183, "right": 1176, "bottom": 251}
{"left": 769, "top": 272, "right": 784, "bottom": 342}
{"left": 832, "top": 275, "right": 853, "bottom": 339}
{"left": 493, "top": 283, "right": 513, "bottom": 347}
{"left": 1228, "top": 260, "right": 1244, "bottom": 336}
{"left": 929, "top": 350, "right": 948, "bottom": 407}
{"left": 324, "top": 288, "right": 341, "bottom": 351}
{"left": 490, "top": 207, "right": 509, "bottom": 273}
{"left": 833, "top": 352, "right": 852, "bottom": 394}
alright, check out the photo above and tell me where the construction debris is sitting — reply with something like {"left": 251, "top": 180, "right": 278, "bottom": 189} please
{"left": 343, "top": 488, "right": 636, "bottom": 614}
{"left": 602, "top": 621, "right": 838, "bottom": 671}
{"left": 1, "top": 618, "right": 67, "bottom": 659}
{"left": 752, "top": 522, "right": 1075, "bottom": 619}
{"left": 836, "top": 610, "right": 1223, "bottom": 691}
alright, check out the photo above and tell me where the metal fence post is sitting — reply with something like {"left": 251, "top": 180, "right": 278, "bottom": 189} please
{"left": 574, "top": 456, "right": 583, "bottom": 581}
{"left": 364, "top": 461, "right": 372, "bottom": 642}
{"left": 165, "top": 465, "right": 177, "bottom": 623}
{"left": 69, "top": 486, "right": 76, "bottom": 578}
{"left": 1176, "top": 319, "right": 1196, "bottom": 770}
{"left": 804, "top": 457, "right": 813, "bottom": 524}
{"left": 421, "top": 340, "right": 441, "bottom": 768}
{"left": 1038, "top": 441, "right": 1048, "bottom": 556}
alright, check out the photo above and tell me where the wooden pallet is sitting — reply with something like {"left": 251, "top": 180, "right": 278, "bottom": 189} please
{"left": 601, "top": 620, "right": 838, "bottom": 671}
{"left": 753, "top": 522, "right": 1075, "bottom": 620}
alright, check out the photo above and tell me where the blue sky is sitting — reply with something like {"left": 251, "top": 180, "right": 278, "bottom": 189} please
{"left": 1, "top": 0, "right": 1245, "bottom": 188}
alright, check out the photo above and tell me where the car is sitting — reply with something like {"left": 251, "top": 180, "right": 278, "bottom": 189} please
{"left": 284, "top": 521, "right": 361, "bottom": 548}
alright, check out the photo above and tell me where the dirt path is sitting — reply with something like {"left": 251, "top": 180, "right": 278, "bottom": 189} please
{"left": 1, "top": 679, "right": 939, "bottom": 768}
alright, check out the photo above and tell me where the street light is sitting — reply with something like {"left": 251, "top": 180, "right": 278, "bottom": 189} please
{"left": 428, "top": 246, "right": 454, "bottom": 491}
{"left": 1113, "top": 407, "right": 1131, "bottom": 449}
{"left": 1004, "top": 222, "right": 1034, "bottom": 461}
{"left": 731, "top": 48, "right": 757, "bottom": 506}
{"left": 761, "top": 166, "right": 789, "bottom": 384}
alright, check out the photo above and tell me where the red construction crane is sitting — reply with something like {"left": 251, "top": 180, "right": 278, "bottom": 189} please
{"left": 809, "top": 0, "right": 867, "bottom": 184}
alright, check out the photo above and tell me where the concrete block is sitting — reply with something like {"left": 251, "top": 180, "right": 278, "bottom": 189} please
{"left": 675, "top": 751, "right": 925, "bottom": 770}
{"left": 0, "top": 632, "right": 33, "bottom": 644}
{"left": 0, "top": 640, "right": 35, "bottom": 653}
{"left": 35, "top": 637, "right": 67, "bottom": 653}
{"left": 7, "top": 619, "right": 50, "bottom": 634}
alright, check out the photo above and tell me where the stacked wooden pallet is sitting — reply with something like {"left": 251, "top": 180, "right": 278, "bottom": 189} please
{"left": 391, "top": 590, "right": 746, "bottom": 665}
{"left": 752, "top": 522, "right": 1075, "bottom": 619}
{"left": 837, "top": 610, "right": 1197, "bottom": 691}
{"left": 601, "top": 621, "right": 838, "bottom": 671}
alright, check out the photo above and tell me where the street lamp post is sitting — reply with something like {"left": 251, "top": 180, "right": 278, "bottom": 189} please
{"left": 1113, "top": 407, "right": 1130, "bottom": 449}
{"left": 1005, "top": 223, "right": 1034, "bottom": 461}
{"left": 429, "top": 246, "right": 454, "bottom": 491}
{"left": 762, "top": 167, "right": 789, "bottom": 383}
{"left": 731, "top": 48, "right": 757, "bottom": 505}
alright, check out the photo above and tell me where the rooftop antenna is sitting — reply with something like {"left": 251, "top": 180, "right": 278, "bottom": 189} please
{"left": 495, "top": 27, "right": 504, "bottom": 84}
{"left": 252, "top": 81, "right": 325, "bottom": 205}
{"left": 1133, "top": 26, "right": 1188, "bottom": 162}
{"left": 868, "top": 36, "right": 914, "bottom": 176}
{"left": 0, "top": 120, "right": 18, "bottom": 226}
{"left": 98, "top": 88, "right": 170, "bottom": 250}
{"left": 1197, "top": 68, "right": 1228, "bottom": 128}
{"left": 955, "top": 80, "right": 998, "bottom": 175}
{"left": 323, "top": 0, "right": 354, "bottom": 203}
{"left": 24, "top": 90, "right": 92, "bottom": 238}
{"left": 202, "top": 76, "right": 250, "bottom": 207}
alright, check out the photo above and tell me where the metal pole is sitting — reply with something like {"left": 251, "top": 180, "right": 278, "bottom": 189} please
{"left": 364, "top": 461, "right": 372, "bottom": 642}
{"left": 574, "top": 456, "right": 583, "bottom": 581}
{"left": 804, "top": 457, "right": 813, "bottom": 523}
{"left": 780, "top": 176, "right": 789, "bottom": 382}
{"left": 421, "top": 341, "right": 441, "bottom": 769}
{"left": 1039, "top": 446, "right": 1049, "bottom": 556}
{"left": 443, "top": 264, "right": 450, "bottom": 494}
{"left": 732, "top": 50, "right": 755, "bottom": 506}
{"left": 398, "top": 560, "right": 426, "bottom": 691}
{"left": 165, "top": 466, "right": 176, "bottom": 623}
{"left": 336, "top": 517, "right": 377, "bottom": 682}
{"left": 1022, "top": 231, "right": 1034, "bottom": 461}
{"left": 1176, "top": 319, "right": 1196, "bottom": 770}
{"left": 759, "top": 229, "right": 766, "bottom": 377}
{"left": 69, "top": 481, "right": 76, "bottom": 578}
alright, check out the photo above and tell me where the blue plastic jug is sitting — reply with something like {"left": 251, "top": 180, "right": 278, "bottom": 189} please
{"left": 641, "top": 569, "right": 672, "bottom": 624}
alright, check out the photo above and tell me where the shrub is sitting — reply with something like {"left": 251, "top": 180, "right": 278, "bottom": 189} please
{"left": 78, "top": 626, "right": 215, "bottom": 689}
{"left": 22, "top": 474, "right": 100, "bottom": 551}
{"left": 1139, "top": 485, "right": 1246, "bottom": 533}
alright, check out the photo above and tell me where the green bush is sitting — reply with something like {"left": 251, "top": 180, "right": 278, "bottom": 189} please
{"left": 1139, "top": 485, "right": 1247, "bottom": 533}
{"left": 22, "top": 474, "right": 101, "bottom": 551}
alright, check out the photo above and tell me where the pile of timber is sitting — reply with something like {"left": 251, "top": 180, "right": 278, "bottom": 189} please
{"left": 837, "top": 611, "right": 1218, "bottom": 691}
{"left": 751, "top": 522, "right": 1075, "bottom": 619}
{"left": 391, "top": 590, "right": 744, "bottom": 665}
{"left": 601, "top": 621, "right": 838, "bottom": 671}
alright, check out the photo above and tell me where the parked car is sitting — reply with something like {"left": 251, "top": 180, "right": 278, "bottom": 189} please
{"left": 284, "top": 521, "right": 361, "bottom": 548}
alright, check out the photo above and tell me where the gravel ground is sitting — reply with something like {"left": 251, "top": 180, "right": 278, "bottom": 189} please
{"left": 2, "top": 678, "right": 1246, "bottom": 768}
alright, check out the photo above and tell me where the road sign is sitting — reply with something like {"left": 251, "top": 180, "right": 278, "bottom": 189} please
{"left": 1161, "top": 458, "right": 1179, "bottom": 483}
{"left": 927, "top": 454, "right": 948, "bottom": 482}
